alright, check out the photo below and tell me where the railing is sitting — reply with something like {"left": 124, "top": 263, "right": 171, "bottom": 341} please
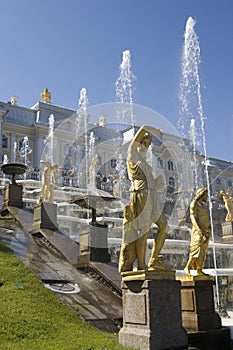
{"left": 0, "top": 170, "right": 115, "bottom": 192}
{"left": 0, "top": 168, "right": 131, "bottom": 198}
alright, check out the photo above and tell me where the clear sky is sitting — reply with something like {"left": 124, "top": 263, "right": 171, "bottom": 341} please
{"left": 0, "top": 0, "right": 232, "bottom": 162}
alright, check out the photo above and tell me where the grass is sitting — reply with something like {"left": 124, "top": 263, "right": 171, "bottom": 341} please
{"left": 0, "top": 240, "right": 133, "bottom": 350}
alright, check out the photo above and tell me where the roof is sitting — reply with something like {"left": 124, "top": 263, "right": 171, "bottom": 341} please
{"left": 0, "top": 101, "right": 36, "bottom": 126}
{"left": 88, "top": 124, "right": 121, "bottom": 143}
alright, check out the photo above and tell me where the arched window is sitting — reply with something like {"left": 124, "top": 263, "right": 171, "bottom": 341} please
{"left": 167, "top": 159, "right": 174, "bottom": 171}
{"left": 111, "top": 159, "right": 117, "bottom": 168}
{"left": 169, "top": 176, "right": 175, "bottom": 188}
{"left": 157, "top": 157, "right": 163, "bottom": 169}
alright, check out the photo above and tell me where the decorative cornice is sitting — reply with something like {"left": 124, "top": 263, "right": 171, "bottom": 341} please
{"left": 0, "top": 108, "right": 8, "bottom": 120}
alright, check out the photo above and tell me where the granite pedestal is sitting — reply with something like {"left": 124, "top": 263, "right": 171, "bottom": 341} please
{"left": 119, "top": 270, "right": 188, "bottom": 350}
{"left": 79, "top": 223, "right": 110, "bottom": 264}
{"left": 177, "top": 276, "right": 231, "bottom": 350}
{"left": 1, "top": 163, "right": 27, "bottom": 212}
{"left": 32, "top": 202, "right": 58, "bottom": 233}
{"left": 177, "top": 276, "right": 221, "bottom": 331}
{"left": 221, "top": 222, "right": 233, "bottom": 244}
{"left": 2, "top": 183, "right": 23, "bottom": 209}
{"left": 89, "top": 222, "right": 111, "bottom": 263}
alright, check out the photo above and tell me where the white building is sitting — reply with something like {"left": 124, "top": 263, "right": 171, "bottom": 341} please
{"left": 0, "top": 89, "right": 232, "bottom": 196}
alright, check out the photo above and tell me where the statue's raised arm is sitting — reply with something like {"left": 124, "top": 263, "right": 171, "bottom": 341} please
{"left": 127, "top": 125, "right": 162, "bottom": 161}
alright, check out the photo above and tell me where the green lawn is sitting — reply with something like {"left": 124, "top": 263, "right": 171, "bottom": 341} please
{"left": 0, "top": 240, "right": 133, "bottom": 350}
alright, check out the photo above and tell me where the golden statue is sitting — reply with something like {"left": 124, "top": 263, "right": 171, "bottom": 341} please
{"left": 220, "top": 189, "right": 233, "bottom": 222}
{"left": 111, "top": 174, "right": 119, "bottom": 198}
{"left": 41, "top": 88, "right": 51, "bottom": 103}
{"left": 118, "top": 125, "right": 167, "bottom": 273}
{"left": 184, "top": 188, "right": 210, "bottom": 276}
{"left": 89, "top": 154, "right": 99, "bottom": 190}
{"left": 39, "top": 161, "right": 58, "bottom": 203}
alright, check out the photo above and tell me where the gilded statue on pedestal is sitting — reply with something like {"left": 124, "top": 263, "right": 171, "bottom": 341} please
{"left": 39, "top": 160, "right": 58, "bottom": 203}
{"left": 184, "top": 188, "right": 210, "bottom": 276}
{"left": 220, "top": 189, "right": 233, "bottom": 222}
{"left": 41, "top": 88, "right": 51, "bottom": 103}
{"left": 89, "top": 154, "right": 99, "bottom": 190}
{"left": 118, "top": 125, "right": 167, "bottom": 273}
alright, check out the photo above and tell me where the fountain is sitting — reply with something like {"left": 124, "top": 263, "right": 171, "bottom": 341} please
{"left": 179, "top": 17, "right": 219, "bottom": 264}
{"left": 1, "top": 162, "right": 27, "bottom": 210}
{"left": 189, "top": 118, "right": 198, "bottom": 192}
{"left": 175, "top": 16, "right": 233, "bottom": 348}
{"left": 18, "top": 136, "right": 32, "bottom": 180}
{"left": 19, "top": 136, "right": 32, "bottom": 166}
{"left": 114, "top": 50, "right": 136, "bottom": 199}
{"left": 13, "top": 141, "right": 17, "bottom": 163}
{"left": 48, "top": 114, "right": 55, "bottom": 164}
{"left": 115, "top": 153, "right": 126, "bottom": 198}
{"left": 89, "top": 154, "right": 98, "bottom": 192}
{"left": 115, "top": 49, "right": 135, "bottom": 127}
{"left": 76, "top": 88, "right": 89, "bottom": 189}
{"left": 41, "top": 114, "right": 57, "bottom": 166}
{"left": 178, "top": 17, "right": 206, "bottom": 191}
{"left": 88, "top": 131, "right": 96, "bottom": 191}
{"left": 64, "top": 88, "right": 120, "bottom": 264}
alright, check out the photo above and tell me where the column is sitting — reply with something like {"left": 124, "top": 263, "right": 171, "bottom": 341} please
{"left": 11, "top": 133, "right": 16, "bottom": 162}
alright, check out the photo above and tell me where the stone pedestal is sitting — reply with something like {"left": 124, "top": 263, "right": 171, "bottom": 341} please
{"left": 32, "top": 202, "right": 58, "bottom": 233}
{"left": 78, "top": 228, "right": 90, "bottom": 265}
{"left": 221, "top": 222, "right": 233, "bottom": 243}
{"left": 2, "top": 183, "right": 23, "bottom": 209}
{"left": 177, "top": 276, "right": 231, "bottom": 350}
{"left": 119, "top": 271, "right": 188, "bottom": 350}
{"left": 79, "top": 223, "right": 110, "bottom": 264}
{"left": 89, "top": 223, "right": 110, "bottom": 263}
{"left": 177, "top": 276, "right": 221, "bottom": 331}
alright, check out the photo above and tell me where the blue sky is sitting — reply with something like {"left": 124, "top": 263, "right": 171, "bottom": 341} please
{"left": 0, "top": 0, "right": 232, "bottom": 161}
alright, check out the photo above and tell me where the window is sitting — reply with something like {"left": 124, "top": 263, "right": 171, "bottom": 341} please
{"left": 157, "top": 157, "right": 163, "bottom": 168}
{"left": 169, "top": 176, "right": 175, "bottom": 188}
{"left": 111, "top": 159, "right": 117, "bottom": 168}
{"left": 167, "top": 159, "right": 174, "bottom": 171}
{"left": 18, "top": 138, "right": 24, "bottom": 150}
{"left": 2, "top": 134, "right": 8, "bottom": 149}
{"left": 64, "top": 143, "right": 72, "bottom": 157}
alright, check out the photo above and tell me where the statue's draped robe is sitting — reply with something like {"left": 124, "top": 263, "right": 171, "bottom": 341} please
{"left": 223, "top": 196, "right": 233, "bottom": 222}
{"left": 119, "top": 158, "right": 162, "bottom": 271}
{"left": 189, "top": 201, "right": 210, "bottom": 269}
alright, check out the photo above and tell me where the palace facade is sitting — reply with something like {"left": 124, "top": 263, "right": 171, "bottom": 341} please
{"left": 0, "top": 90, "right": 232, "bottom": 197}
